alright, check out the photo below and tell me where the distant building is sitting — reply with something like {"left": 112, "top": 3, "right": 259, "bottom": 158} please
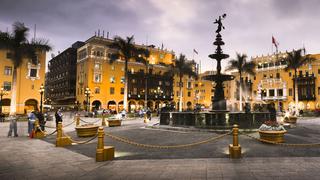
{"left": 46, "top": 41, "right": 85, "bottom": 109}
{"left": 0, "top": 49, "right": 46, "bottom": 114}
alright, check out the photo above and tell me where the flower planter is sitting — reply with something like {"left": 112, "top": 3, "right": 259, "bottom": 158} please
{"left": 75, "top": 124, "right": 99, "bottom": 137}
{"left": 284, "top": 116, "right": 297, "bottom": 124}
{"left": 259, "top": 130, "right": 287, "bottom": 143}
{"left": 108, "top": 119, "right": 122, "bottom": 127}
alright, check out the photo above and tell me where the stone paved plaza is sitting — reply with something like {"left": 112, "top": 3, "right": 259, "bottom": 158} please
{"left": 1, "top": 114, "right": 320, "bottom": 179}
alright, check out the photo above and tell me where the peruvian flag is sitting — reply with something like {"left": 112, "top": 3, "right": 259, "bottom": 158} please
{"left": 272, "top": 36, "right": 279, "bottom": 48}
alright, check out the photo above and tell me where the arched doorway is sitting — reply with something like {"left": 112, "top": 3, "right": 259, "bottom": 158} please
{"left": 25, "top": 99, "right": 38, "bottom": 112}
{"left": 107, "top": 101, "right": 117, "bottom": 113}
{"left": 128, "top": 101, "right": 136, "bottom": 113}
{"left": 137, "top": 101, "right": 144, "bottom": 110}
{"left": 118, "top": 101, "right": 123, "bottom": 111}
{"left": 92, "top": 100, "right": 101, "bottom": 111}
{"left": 1, "top": 98, "right": 10, "bottom": 113}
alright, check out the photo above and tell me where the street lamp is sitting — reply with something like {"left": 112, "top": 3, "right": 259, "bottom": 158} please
{"left": 84, "top": 87, "right": 91, "bottom": 112}
{"left": 0, "top": 87, "right": 8, "bottom": 114}
{"left": 39, "top": 84, "right": 45, "bottom": 113}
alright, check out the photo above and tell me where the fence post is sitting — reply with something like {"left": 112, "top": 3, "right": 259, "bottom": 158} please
{"left": 75, "top": 114, "right": 80, "bottom": 126}
{"left": 229, "top": 124, "right": 242, "bottom": 158}
{"left": 56, "top": 122, "right": 72, "bottom": 147}
{"left": 101, "top": 115, "right": 106, "bottom": 126}
{"left": 34, "top": 120, "right": 45, "bottom": 138}
{"left": 96, "top": 127, "right": 114, "bottom": 162}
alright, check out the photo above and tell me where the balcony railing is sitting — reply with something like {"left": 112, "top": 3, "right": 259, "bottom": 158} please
{"left": 256, "top": 96, "right": 287, "bottom": 101}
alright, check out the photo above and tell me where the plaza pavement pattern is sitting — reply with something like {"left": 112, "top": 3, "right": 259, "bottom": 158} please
{"left": 1, "top": 114, "right": 320, "bottom": 179}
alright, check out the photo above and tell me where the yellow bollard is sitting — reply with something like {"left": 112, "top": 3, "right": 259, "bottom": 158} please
{"left": 34, "top": 120, "right": 45, "bottom": 138}
{"left": 56, "top": 122, "right": 72, "bottom": 147}
{"left": 96, "top": 127, "right": 114, "bottom": 162}
{"left": 75, "top": 114, "right": 80, "bottom": 126}
{"left": 229, "top": 124, "right": 242, "bottom": 159}
{"left": 101, "top": 115, "right": 106, "bottom": 126}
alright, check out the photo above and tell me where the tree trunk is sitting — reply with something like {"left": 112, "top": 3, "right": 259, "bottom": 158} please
{"left": 9, "top": 67, "right": 17, "bottom": 115}
{"left": 179, "top": 74, "right": 183, "bottom": 112}
{"left": 239, "top": 72, "right": 243, "bottom": 111}
{"left": 294, "top": 70, "right": 299, "bottom": 115}
{"left": 123, "top": 59, "right": 128, "bottom": 111}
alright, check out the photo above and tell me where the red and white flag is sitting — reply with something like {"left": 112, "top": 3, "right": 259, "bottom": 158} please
{"left": 272, "top": 36, "right": 279, "bottom": 48}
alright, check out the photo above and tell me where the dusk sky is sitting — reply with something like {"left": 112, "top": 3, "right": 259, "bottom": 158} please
{"left": 0, "top": 0, "right": 319, "bottom": 72}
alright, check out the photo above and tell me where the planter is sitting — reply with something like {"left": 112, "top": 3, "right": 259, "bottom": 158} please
{"left": 259, "top": 130, "right": 287, "bottom": 143}
{"left": 284, "top": 116, "right": 297, "bottom": 124}
{"left": 75, "top": 124, "right": 99, "bottom": 137}
{"left": 108, "top": 119, "right": 122, "bottom": 127}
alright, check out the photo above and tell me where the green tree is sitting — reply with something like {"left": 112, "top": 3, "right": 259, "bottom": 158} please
{"left": 172, "top": 54, "right": 197, "bottom": 112}
{"left": 282, "top": 49, "right": 316, "bottom": 115}
{"left": 0, "top": 22, "right": 51, "bottom": 115}
{"left": 109, "top": 36, "right": 138, "bottom": 111}
{"left": 226, "top": 53, "right": 255, "bottom": 111}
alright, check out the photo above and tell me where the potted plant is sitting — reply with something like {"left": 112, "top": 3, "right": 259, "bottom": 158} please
{"left": 258, "top": 120, "right": 286, "bottom": 143}
{"left": 75, "top": 123, "right": 99, "bottom": 137}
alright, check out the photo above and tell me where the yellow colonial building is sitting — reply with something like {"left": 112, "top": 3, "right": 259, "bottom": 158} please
{"left": 0, "top": 49, "right": 46, "bottom": 114}
{"left": 229, "top": 52, "right": 320, "bottom": 112}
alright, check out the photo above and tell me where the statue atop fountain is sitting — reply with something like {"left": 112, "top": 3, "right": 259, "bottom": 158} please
{"left": 204, "top": 14, "right": 234, "bottom": 112}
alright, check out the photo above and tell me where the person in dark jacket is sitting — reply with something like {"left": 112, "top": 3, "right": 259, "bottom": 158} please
{"left": 55, "top": 109, "right": 63, "bottom": 127}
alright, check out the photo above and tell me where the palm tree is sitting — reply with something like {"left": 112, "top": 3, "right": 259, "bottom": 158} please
{"left": 172, "top": 54, "right": 197, "bottom": 112}
{"left": 136, "top": 48, "right": 151, "bottom": 110}
{"left": 0, "top": 22, "right": 51, "bottom": 115}
{"left": 110, "top": 36, "right": 138, "bottom": 111}
{"left": 282, "top": 49, "right": 316, "bottom": 115}
{"left": 226, "top": 53, "right": 255, "bottom": 111}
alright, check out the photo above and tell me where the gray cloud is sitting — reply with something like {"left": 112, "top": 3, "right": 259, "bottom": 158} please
{"left": 1, "top": 0, "right": 319, "bottom": 72}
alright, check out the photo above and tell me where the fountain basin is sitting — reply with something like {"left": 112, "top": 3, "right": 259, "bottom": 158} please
{"left": 75, "top": 124, "right": 99, "bottom": 137}
{"left": 259, "top": 130, "right": 286, "bottom": 143}
{"left": 160, "top": 112, "right": 271, "bottom": 129}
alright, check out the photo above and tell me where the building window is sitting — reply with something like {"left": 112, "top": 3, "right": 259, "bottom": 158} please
{"left": 6, "top": 52, "right": 12, "bottom": 59}
{"left": 4, "top": 66, "right": 12, "bottom": 75}
{"left": 254, "top": 76, "right": 256, "bottom": 80}
{"left": 289, "top": 72, "right": 292, "bottom": 77}
{"left": 270, "top": 74, "right": 273, "bottom": 78}
{"left": 94, "top": 63, "right": 102, "bottom": 70}
{"left": 30, "top": 69, "right": 37, "bottom": 77}
{"left": 187, "top": 91, "right": 191, "bottom": 97}
{"left": 110, "top": 76, "right": 115, "bottom": 83}
{"left": 132, "top": 79, "right": 136, "bottom": 83}
{"left": 95, "top": 87, "right": 100, "bottom": 94}
{"left": 110, "top": 87, "right": 115, "bottom": 94}
{"left": 3, "top": 81, "right": 11, "bottom": 91}
{"left": 159, "top": 81, "right": 162, "bottom": 85}
{"left": 263, "top": 74, "right": 266, "bottom": 78}
{"left": 289, "top": 88, "right": 292, "bottom": 96}
{"left": 94, "top": 73, "right": 102, "bottom": 83}
{"left": 176, "top": 91, "right": 179, "bottom": 96}
{"left": 121, "top": 88, "right": 124, "bottom": 95}
{"left": 269, "top": 89, "right": 275, "bottom": 97}
{"left": 318, "top": 87, "right": 320, "bottom": 95}
{"left": 278, "top": 89, "right": 283, "bottom": 96}
{"left": 187, "top": 82, "right": 192, "bottom": 89}
{"left": 276, "top": 73, "right": 280, "bottom": 79}
{"left": 318, "top": 69, "right": 320, "bottom": 74}
{"left": 111, "top": 65, "right": 115, "bottom": 70}
{"left": 133, "top": 88, "right": 137, "bottom": 95}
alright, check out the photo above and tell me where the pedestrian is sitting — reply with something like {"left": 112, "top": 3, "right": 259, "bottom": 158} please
{"left": 121, "top": 109, "right": 126, "bottom": 119}
{"left": 55, "top": 109, "right": 63, "bottom": 127}
{"left": 28, "top": 111, "right": 36, "bottom": 137}
{"left": 7, "top": 115, "right": 18, "bottom": 137}
{"left": 146, "top": 108, "right": 151, "bottom": 121}
{"left": 36, "top": 111, "right": 45, "bottom": 131}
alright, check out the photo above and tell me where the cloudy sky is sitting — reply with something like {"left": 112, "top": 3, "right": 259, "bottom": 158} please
{"left": 0, "top": 0, "right": 319, "bottom": 72}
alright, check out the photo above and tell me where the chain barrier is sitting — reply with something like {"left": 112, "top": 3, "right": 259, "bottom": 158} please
{"left": 240, "top": 132, "right": 320, "bottom": 147}
{"left": 38, "top": 128, "right": 57, "bottom": 137}
{"left": 63, "top": 131, "right": 98, "bottom": 145}
{"left": 42, "top": 119, "right": 76, "bottom": 129}
{"left": 104, "top": 131, "right": 232, "bottom": 149}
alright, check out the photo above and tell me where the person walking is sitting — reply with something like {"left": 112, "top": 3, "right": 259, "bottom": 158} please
{"left": 55, "top": 109, "right": 63, "bottom": 127}
{"left": 28, "top": 111, "right": 36, "bottom": 137}
{"left": 7, "top": 115, "right": 18, "bottom": 137}
{"left": 146, "top": 108, "right": 151, "bottom": 121}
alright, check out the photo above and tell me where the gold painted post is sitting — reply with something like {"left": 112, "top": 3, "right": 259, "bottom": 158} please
{"left": 56, "top": 122, "right": 72, "bottom": 147}
{"left": 34, "top": 120, "right": 45, "bottom": 138}
{"left": 101, "top": 115, "right": 106, "bottom": 126}
{"left": 229, "top": 124, "right": 242, "bottom": 158}
{"left": 96, "top": 127, "right": 114, "bottom": 162}
{"left": 75, "top": 114, "right": 80, "bottom": 126}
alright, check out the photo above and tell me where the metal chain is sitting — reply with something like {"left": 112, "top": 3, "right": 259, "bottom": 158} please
{"left": 42, "top": 119, "right": 76, "bottom": 129}
{"left": 240, "top": 132, "right": 320, "bottom": 147}
{"left": 63, "top": 132, "right": 98, "bottom": 144}
{"left": 104, "top": 131, "right": 232, "bottom": 149}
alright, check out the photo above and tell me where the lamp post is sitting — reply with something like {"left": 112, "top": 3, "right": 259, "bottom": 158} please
{"left": 39, "top": 84, "right": 45, "bottom": 113}
{"left": 84, "top": 87, "right": 91, "bottom": 112}
{"left": 0, "top": 87, "right": 8, "bottom": 114}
